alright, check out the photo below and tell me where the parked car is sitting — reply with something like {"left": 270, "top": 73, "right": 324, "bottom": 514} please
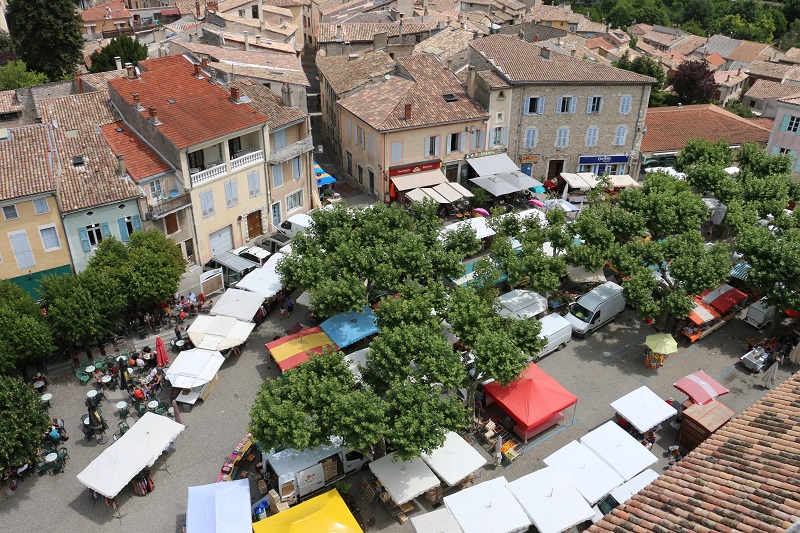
{"left": 252, "top": 233, "right": 291, "bottom": 254}
{"left": 231, "top": 245, "right": 270, "bottom": 266}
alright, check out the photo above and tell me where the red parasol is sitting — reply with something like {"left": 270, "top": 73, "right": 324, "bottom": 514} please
{"left": 674, "top": 370, "right": 728, "bottom": 405}
{"left": 155, "top": 336, "right": 169, "bottom": 367}
{"left": 528, "top": 199, "right": 545, "bottom": 207}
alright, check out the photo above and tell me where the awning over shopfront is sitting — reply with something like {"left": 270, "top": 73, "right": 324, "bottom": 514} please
{"left": 469, "top": 175, "right": 520, "bottom": 196}
{"left": 608, "top": 174, "right": 640, "bottom": 188}
{"left": 466, "top": 153, "right": 519, "bottom": 177}
{"left": 210, "top": 288, "right": 264, "bottom": 322}
{"left": 187, "top": 315, "right": 256, "bottom": 351}
{"left": 560, "top": 172, "right": 598, "bottom": 190}
{"left": 405, "top": 187, "right": 450, "bottom": 204}
{"left": 390, "top": 169, "right": 448, "bottom": 191}
{"left": 434, "top": 181, "right": 474, "bottom": 201}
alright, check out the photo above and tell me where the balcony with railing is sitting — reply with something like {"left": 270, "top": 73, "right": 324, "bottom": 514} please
{"left": 149, "top": 192, "right": 192, "bottom": 219}
{"left": 231, "top": 149, "right": 264, "bottom": 172}
{"left": 268, "top": 135, "right": 314, "bottom": 165}
{"left": 190, "top": 162, "right": 227, "bottom": 187}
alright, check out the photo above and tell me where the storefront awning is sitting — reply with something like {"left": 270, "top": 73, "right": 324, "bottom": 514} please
{"left": 466, "top": 153, "right": 519, "bottom": 177}
{"left": 469, "top": 175, "right": 519, "bottom": 196}
{"left": 433, "top": 182, "right": 473, "bottom": 202}
{"left": 608, "top": 174, "right": 640, "bottom": 188}
{"left": 560, "top": 172, "right": 598, "bottom": 190}
{"left": 405, "top": 187, "right": 450, "bottom": 204}
{"left": 390, "top": 169, "right": 448, "bottom": 191}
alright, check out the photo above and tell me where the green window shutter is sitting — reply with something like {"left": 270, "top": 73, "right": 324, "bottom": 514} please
{"left": 781, "top": 114, "right": 790, "bottom": 131}
{"left": 100, "top": 222, "right": 110, "bottom": 238}
{"left": 78, "top": 227, "right": 91, "bottom": 252}
{"left": 117, "top": 218, "right": 130, "bottom": 242}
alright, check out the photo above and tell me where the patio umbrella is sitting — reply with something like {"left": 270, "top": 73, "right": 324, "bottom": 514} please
{"left": 529, "top": 199, "right": 545, "bottom": 207}
{"left": 645, "top": 334, "right": 678, "bottom": 354}
{"left": 532, "top": 186, "right": 546, "bottom": 193}
{"left": 155, "top": 336, "right": 169, "bottom": 367}
{"left": 473, "top": 208, "right": 490, "bottom": 217}
{"left": 674, "top": 370, "right": 729, "bottom": 405}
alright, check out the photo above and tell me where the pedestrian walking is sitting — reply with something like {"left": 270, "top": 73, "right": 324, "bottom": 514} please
{"left": 280, "top": 306, "right": 287, "bottom": 320}
{"left": 287, "top": 298, "right": 294, "bottom": 313}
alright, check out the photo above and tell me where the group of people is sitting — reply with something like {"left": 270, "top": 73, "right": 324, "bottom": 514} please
{"left": 45, "top": 418, "right": 68, "bottom": 444}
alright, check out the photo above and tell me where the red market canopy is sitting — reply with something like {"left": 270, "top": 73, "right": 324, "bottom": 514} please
{"left": 701, "top": 284, "right": 747, "bottom": 315}
{"left": 265, "top": 326, "right": 337, "bottom": 372}
{"left": 483, "top": 363, "right": 577, "bottom": 433}
{"left": 674, "top": 370, "right": 729, "bottom": 405}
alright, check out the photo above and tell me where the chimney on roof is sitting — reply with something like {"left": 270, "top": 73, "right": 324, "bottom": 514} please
{"left": 194, "top": 63, "right": 202, "bottom": 77}
{"left": 540, "top": 47, "right": 550, "bottom": 60}
{"left": 534, "top": 33, "right": 539, "bottom": 42}
{"left": 446, "top": 59, "right": 452, "bottom": 70}
{"left": 148, "top": 105, "right": 162, "bottom": 125}
{"left": 210, "top": 67, "right": 217, "bottom": 84}
{"left": 336, "top": 24, "right": 342, "bottom": 40}
{"left": 466, "top": 64, "right": 477, "bottom": 99}
{"left": 244, "top": 31, "right": 250, "bottom": 51}
{"left": 458, "top": 12, "right": 463, "bottom": 23}
{"left": 189, "top": 33, "right": 194, "bottom": 43}
{"left": 282, "top": 83, "right": 291, "bottom": 107}
{"left": 75, "top": 69, "right": 84, "bottom": 95}
{"left": 195, "top": 0, "right": 201, "bottom": 18}
{"left": 738, "top": 68, "right": 742, "bottom": 75}
{"left": 678, "top": 102, "right": 682, "bottom": 108}
{"left": 125, "top": 62, "right": 135, "bottom": 79}
{"left": 231, "top": 86, "right": 241, "bottom": 102}
{"left": 518, "top": 28, "right": 524, "bottom": 39}
{"left": 727, "top": 74, "right": 731, "bottom": 82}
{"left": 399, "top": 19, "right": 404, "bottom": 43}
{"left": 132, "top": 93, "right": 143, "bottom": 110}
{"left": 106, "top": 7, "right": 112, "bottom": 19}
{"left": 117, "top": 154, "right": 127, "bottom": 177}
{"left": 260, "top": 20, "right": 265, "bottom": 31}
{"left": 404, "top": 103, "right": 412, "bottom": 120}
{"left": 201, "top": 57, "right": 208, "bottom": 70}
{"left": 473, "top": 30, "right": 479, "bottom": 40}
{"left": 256, "top": 35, "right": 262, "bottom": 44}
{"left": 348, "top": 53, "right": 359, "bottom": 61}
{"left": 115, "top": 56, "right": 122, "bottom": 70}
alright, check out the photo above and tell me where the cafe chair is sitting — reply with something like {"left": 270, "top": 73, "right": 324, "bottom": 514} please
{"left": 133, "top": 401, "right": 147, "bottom": 417}
{"left": 51, "top": 458, "right": 65, "bottom": 474}
{"left": 117, "top": 422, "right": 130, "bottom": 436}
{"left": 76, "top": 370, "right": 90, "bottom": 386}
{"left": 119, "top": 349, "right": 130, "bottom": 359}
{"left": 93, "top": 356, "right": 106, "bottom": 371}
{"left": 36, "top": 461, "right": 53, "bottom": 476}
{"left": 42, "top": 441, "right": 56, "bottom": 454}
{"left": 118, "top": 405, "right": 130, "bottom": 419}
{"left": 82, "top": 426, "right": 95, "bottom": 441}
{"left": 57, "top": 447, "right": 70, "bottom": 463}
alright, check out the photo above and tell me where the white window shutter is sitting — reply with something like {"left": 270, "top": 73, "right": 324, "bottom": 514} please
{"left": 523, "top": 97, "right": 530, "bottom": 114}
{"left": 538, "top": 97, "right": 545, "bottom": 114}
{"left": 446, "top": 134, "right": 452, "bottom": 154}
{"left": 598, "top": 98, "right": 603, "bottom": 114}
{"left": 570, "top": 97, "right": 577, "bottom": 113}
{"left": 556, "top": 96, "right": 562, "bottom": 114}
{"left": 460, "top": 132, "right": 466, "bottom": 152}
{"left": 434, "top": 136, "right": 440, "bottom": 156}
{"left": 586, "top": 98, "right": 592, "bottom": 114}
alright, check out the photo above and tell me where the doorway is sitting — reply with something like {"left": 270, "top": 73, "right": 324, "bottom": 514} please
{"left": 271, "top": 202, "right": 281, "bottom": 229}
{"left": 445, "top": 164, "right": 459, "bottom": 182}
{"left": 368, "top": 169, "right": 375, "bottom": 193}
{"left": 247, "top": 210, "right": 263, "bottom": 238}
{"left": 184, "top": 238, "right": 194, "bottom": 264}
{"left": 547, "top": 159, "right": 564, "bottom": 180}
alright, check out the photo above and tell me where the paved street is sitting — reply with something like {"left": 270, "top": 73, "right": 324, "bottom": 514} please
{"left": 1, "top": 299, "right": 792, "bottom": 532}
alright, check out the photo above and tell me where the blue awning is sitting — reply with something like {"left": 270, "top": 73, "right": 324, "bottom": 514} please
{"left": 317, "top": 175, "right": 337, "bottom": 186}
{"left": 730, "top": 262, "right": 750, "bottom": 280}
{"left": 320, "top": 306, "right": 379, "bottom": 349}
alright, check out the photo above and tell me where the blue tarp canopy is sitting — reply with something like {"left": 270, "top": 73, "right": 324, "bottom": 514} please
{"left": 320, "top": 306, "right": 379, "bottom": 349}
{"left": 186, "top": 478, "right": 251, "bottom": 533}
{"left": 317, "top": 175, "right": 337, "bottom": 186}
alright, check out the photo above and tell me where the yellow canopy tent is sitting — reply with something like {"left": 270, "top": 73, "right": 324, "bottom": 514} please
{"left": 252, "top": 489, "right": 362, "bottom": 533}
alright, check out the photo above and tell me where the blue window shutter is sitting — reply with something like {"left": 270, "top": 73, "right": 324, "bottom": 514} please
{"left": 78, "top": 227, "right": 91, "bottom": 252}
{"left": 538, "top": 97, "right": 545, "bottom": 114}
{"left": 556, "top": 97, "right": 562, "bottom": 114}
{"left": 131, "top": 215, "right": 142, "bottom": 232}
{"left": 100, "top": 222, "right": 110, "bottom": 238}
{"left": 117, "top": 218, "right": 130, "bottom": 242}
{"left": 781, "top": 115, "right": 790, "bottom": 131}
{"left": 771, "top": 146, "right": 780, "bottom": 155}
{"left": 523, "top": 97, "right": 530, "bottom": 114}
{"left": 570, "top": 97, "right": 577, "bottom": 113}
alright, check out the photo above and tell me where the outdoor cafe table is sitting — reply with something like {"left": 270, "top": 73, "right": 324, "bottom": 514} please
{"left": 148, "top": 400, "right": 159, "bottom": 410}
{"left": 102, "top": 376, "right": 112, "bottom": 385}
{"left": 33, "top": 380, "right": 46, "bottom": 390}
{"left": 45, "top": 453, "right": 57, "bottom": 463}
{"left": 87, "top": 390, "right": 98, "bottom": 399}
{"left": 116, "top": 401, "right": 128, "bottom": 409}
{"left": 86, "top": 365, "right": 96, "bottom": 373}
{"left": 41, "top": 393, "right": 52, "bottom": 405}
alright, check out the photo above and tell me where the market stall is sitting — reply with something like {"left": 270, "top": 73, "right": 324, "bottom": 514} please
{"left": 497, "top": 290, "right": 548, "bottom": 320}
{"left": 559, "top": 172, "right": 597, "bottom": 203}
{"left": 607, "top": 468, "right": 659, "bottom": 506}
{"left": 607, "top": 175, "right": 641, "bottom": 189}
{"left": 507, "top": 467, "right": 594, "bottom": 533}
{"left": 439, "top": 216, "right": 496, "bottom": 241}
{"left": 482, "top": 362, "right": 578, "bottom": 442}
{"left": 421, "top": 431, "right": 487, "bottom": 487}
{"left": 411, "top": 508, "right": 464, "bottom": 533}
{"left": 469, "top": 175, "right": 520, "bottom": 197}
{"left": 444, "top": 477, "right": 531, "bottom": 533}
{"left": 210, "top": 288, "right": 265, "bottom": 322}
{"left": 185, "top": 479, "right": 251, "bottom": 533}
{"left": 643, "top": 333, "right": 678, "bottom": 370}
{"left": 579, "top": 421, "right": 658, "bottom": 481}
{"left": 565, "top": 265, "right": 606, "bottom": 286}
{"left": 265, "top": 326, "right": 337, "bottom": 372}
{"left": 187, "top": 315, "right": 256, "bottom": 351}
{"left": 543, "top": 199, "right": 581, "bottom": 215}
{"left": 166, "top": 348, "right": 225, "bottom": 405}
{"left": 610, "top": 386, "right": 677, "bottom": 434}
{"left": 252, "top": 489, "right": 363, "bottom": 533}
{"left": 680, "top": 284, "right": 748, "bottom": 342}
{"left": 674, "top": 370, "right": 729, "bottom": 405}
{"left": 678, "top": 400, "right": 735, "bottom": 451}
{"left": 236, "top": 252, "right": 286, "bottom": 300}
{"left": 320, "top": 306, "right": 379, "bottom": 349}
{"left": 344, "top": 347, "right": 369, "bottom": 383}
{"left": 543, "top": 441, "right": 624, "bottom": 505}
{"left": 369, "top": 453, "right": 440, "bottom": 506}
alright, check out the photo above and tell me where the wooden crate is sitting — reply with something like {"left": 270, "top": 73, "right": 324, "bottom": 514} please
{"left": 274, "top": 502, "right": 290, "bottom": 513}
{"left": 268, "top": 489, "right": 281, "bottom": 508}
{"left": 321, "top": 457, "right": 338, "bottom": 481}
{"left": 258, "top": 479, "right": 268, "bottom": 495}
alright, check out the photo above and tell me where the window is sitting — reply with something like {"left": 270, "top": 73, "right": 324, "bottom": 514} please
{"left": 149, "top": 180, "right": 162, "bottom": 198}
{"left": 238, "top": 8, "right": 245, "bottom": 17}
{"left": 778, "top": 147, "right": 792, "bottom": 155}
{"left": 291, "top": 157, "right": 301, "bottom": 179}
{"left": 357, "top": 165, "right": 363, "bottom": 184}
{"left": 557, "top": 96, "right": 576, "bottom": 114}
{"left": 357, "top": 126, "right": 365, "bottom": 148}
{"left": 79, "top": 222, "right": 108, "bottom": 251}
{"left": 33, "top": 198, "right": 49, "bottom": 215}
{"left": 469, "top": 129, "right": 485, "bottom": 150}
{"left": 286, "top": 189, "right": 303, "bottom": 211}
{"left": 613, "top": 125, "right": 627, "bottom": 146}
{"left": 39, "top": 225, "right": 60, "bottom": 251}
{"left": 2, "top": 205, "right": 18, "bottom": 220}
{"left": 9, "top": 231, "right": 34, "bottom": 268}
{"left": 346, "top": 151, "right": 353, "bottom": 173}
{"left": 447, "top": 132, "right": 464, "bottom": 153}
{"left": 224, "top": 179, "right": 239, "bottom": 207}
{"left": 523, "top": 96, "right": 545, "bottom": 114}
{"left": 228, "top": 137, "right": 242, "bottom": 158}
{"left": 619, "top": 95, "right": 632, "bottom": 114}
{"left": 273, "top": 129, "right": 287, "bottom": 150}
{"left": 491, "top": 127, "right": 506, "bottom": 146}
{"left": 188, "top": 150, "right": 204, "bottom": 170}
{"left": 272, "top": 164, "right": 284, "bottom": 188}
{"left": 587, "top": 96, "right": 603, "bottom": 114}
{"left": 200, "top": 190, "right": 215, "bottom": 218}
{"left": 424, "top": 136, "right": 440, "bottom": 157}
{"left": 346, "top": 119, "right": 353, "bottom": 140}
{"left": 248, "top": 170, "right": 261, "bottom": 197}
{"left": 556, "top": 127, "right": 569, "bottom": 147}
{"left": 251, "top": 4, "right": 258, "bottom": 17}
{"left": 585, "top": 126, "right": 599, "bottom": 147}
{"left": 789, "top": 116, "right": 800, "bottom": 133}
{"left": 165, "top": 213, "right": 179, "bottom": 234}
{"left": 117, "top": 215, "right": 142, "bottom": 242}
{"left": 524, "top": 127, "right": 537, "bottom": 148}
{"left": 391, "top": 142, "right": 402, "bottom": 163}
{"left": 496, "top": 112, "right": 504, "bottom": 122}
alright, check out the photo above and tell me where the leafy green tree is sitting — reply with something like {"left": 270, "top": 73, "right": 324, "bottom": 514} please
{"left": 784, "top": 0, "right": 800, "bottom": 26}
{"left": 40, "top": 274, "right": 109, "bottom": 349}
{"left": 680, "top": 0, "right": 714, "bottom": 26}
{"left": 681, "top": 20, "right": 707, "bottom": 37}
{"left": 6, "top": 0, "right": 83, "bottom": 81}
{"left": 778, "top": 18, "right": 800, "bottom": 52}
{"left": 676, "top": 139, "right": 734, "bottom": 172}
{"left": 88, "top": 36, "right": 148, "bottom": 73}
{"left": 0, "top": 60, "right": 48, "bottom": 90}
{"left": 0, "top": 376, "right": 51, "bottom": 471}
{"left": 0, "top": 282, "right": 53, "bottom": 373}
{"left": 672, "top": 61, "right": 719, "bottom": 104}
{"left": 614, "top": 52, "right": 667, "bottom": 106}
{"left": 724, "top": 98, "right": 756, "bottom": 119}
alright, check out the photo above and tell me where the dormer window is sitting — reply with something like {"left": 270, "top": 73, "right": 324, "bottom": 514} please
{"left": 442, "top": 93, "right": 458, "bottom": 102}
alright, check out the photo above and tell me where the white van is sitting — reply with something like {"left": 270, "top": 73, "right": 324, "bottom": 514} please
{"left": 536, "top": 313, "right": 573, "bottom": 359}
{"left": 278, "top": 213, "right": 313, "bottom": 238}
{"left": 565, "top": 281, "right": 625, "bottom": 337}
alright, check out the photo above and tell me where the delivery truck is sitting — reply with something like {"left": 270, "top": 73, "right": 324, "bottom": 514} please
{"left": 262, "top": 438, "right": 371, "bottom": 505}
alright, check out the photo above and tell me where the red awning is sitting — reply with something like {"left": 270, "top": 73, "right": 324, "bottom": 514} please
{"left": 160, "top": 7, "right": 181, "bottom": 16}
{"left": 674, "top": 370, "right": 729, "bottom": 405}
{"left": 483, "top": 362, "right": 577, "bottom": 431}
{"left": 709, "top": 288, "right": 747, "bottom": 315}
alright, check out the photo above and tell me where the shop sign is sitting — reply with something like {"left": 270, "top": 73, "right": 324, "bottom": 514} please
{"left": 520, "top": 155, "right": 539, "bottom": 163}
{"left": 465, "top": 148, "right": 507, "bottom": 159}
{"left": 579, "top": 154, "right": 629, "bottom": 164}
{"left": 388, "top": 161, "right": 441, "bottom": 176}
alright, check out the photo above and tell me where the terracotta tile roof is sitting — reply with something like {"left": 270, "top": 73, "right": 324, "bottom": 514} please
{"left": 526, "top": 3, "right": 575, "bottom": 23}
{"left": 37, "top": 92, "right": 143, "bottom": 212}
{"left": 216, "top": 0, "right": 260, "bottom": 13}
{"left": 641, "top": 104, "right": 771, "bottom": 152}
{"left": 415, "top": 27, "right": 475, "bottom": 62}
{"left": 316, "top": 49, "right": 395, "bottom": 95}
{"left": 778, "top": 93, "right": 800, "bottom": 106}
{"left": 263, "top": 0, "right": 310, "bottom": 6}
{"left": 228, "top": 78, "right": 307, "bottom": 130}
{"left": 0, "top": 124, "right": 57, "bottom": 202}
{"left": 750, "top": 117, "right": 775, "bottom": 129}
{"left": 477, "top": 69, "right": 511, "bottom": 89}
{"left": 109, "top": 55, "right": 269, "bottom": 150}
{"left": 318, "top": 22, "right": 430, "bottom": 43}
{"left": 337, "top": 54, "right": 488, "bottom": 132}
{"left": 81, "top": 0, "right": 131, "bottom": 22}
{"left": 262, "top": 4, "right": 293, "bottom": 18}
{"left": 671, "top": 34, "right": 707, "bottom": 56}
{"left": 642, "top": 29, "right": 680, "bottom": 47}
{"left": 746, "top": 60, "right": 792, "bottom": 80}
{"left": 0, "top": 90, "right": 23, "bottom": 114}
{"left": 714, "top": 69, "right": 748, "bottom": 87}
{"left": 576, "top": 20, "right": 606, "bottom": 33}
{"left": 319, "top": 0, "right": 394, "bottom": 17}
{"left": 344, "top": 10, "right": 395, "bottom": 23}
{"left": 745, "top": 79, "right": 800, "bottom": 100}
{"left": 590, "top": 370, "right": 800, "bottom": 533}
{"left": 174, "top": 0, "right": 200, "bottom": 15}
{"left": 411, "top": 10, "right": 489, "bottom": 35}
{"left": 704, "top": 52, "right": 725, "bottom": 68}
{"left": 628, "top": 23, "right": 652, "bottom": 36}
{"left": 100, "top": 122, "right": 172, "bottom": 183}
{"left": 782, "top": 47, "right": 800, "bottom": 64}
{"left": 469, "top": 34, "right": 655, "bottom": 84}
{"left": 728, "top": 40, "right": 772, "bottom": 63}
{"left": 586, "top": 37, "right": 615, "bottom": 52}
{"left": 79, "top": 69, "right": 127, "bottom": 95}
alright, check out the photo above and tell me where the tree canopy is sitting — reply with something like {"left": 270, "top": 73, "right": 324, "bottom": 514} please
{"left": 89, "top": 36, "right": 148, "bottom": 73}
{"left": 0, "top": 282, "right": 53, "bottom": 373}
{"left": 613, "top": 52, "right": 666, "bottom": 106}
{"left": 0, "top": 376, "right": 51, "bottom": 471}
{"left": 672, "top": 61, "right": 719, "bottom": 105}
{"left": 0, "top": 60, "right": 48, "bottom": 90}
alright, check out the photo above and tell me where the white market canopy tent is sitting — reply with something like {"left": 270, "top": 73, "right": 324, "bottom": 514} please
{"left": 411, "top": 508, "right": 464, "bottom": 533}
{"left": 444, "top": 476, "right": 531, "bottom": 533}
{"left": 344, "top": 347, "right": 369, "bottom": 382}
{"left": 608, "top": 468, "right": 659, "bottom": 505}
{"left": 166, "top": 348, "right": 225, "bottom": 389}
{"left": 421, "top": 431, "right": 487, "bottom": 487}
{"left": 469, "top": 175, "right": 520, "bottom": 196}
{"left": 566, "top": 265, "right": 606, "bottom": 284}
{"left": 466, "top": 154, "right": 520, "bottom": 177}
{"left": 391, "top": 169, "right": 448, "bottom": 191}
{"left": 236, "top": 252, "right": 285, "bottom": 300}
{"left": 498, "top": 290, "right": 548, "bottom": 319}
{"left": 608, "top": 175, "right": 640, "bottom": 188}
{"left": 645, "top": 167, "right": 686, "bottom": 179}
{"left": 369, "top": 453, "right": 440, "bottom": 505}
{"left": 543, "top": 441, "right": 624, "bottom": 505}
{"left": 507, "top": 467, "right": 595, "bottom": 533}
{"left": 210, "top": 288, "right": 264, "bottom": 322}
{"left": 610, "top": 386, "right": 677, "bottom": 434}
{"left": 439, "top": 216, "right": 496, "bottom": 241}
{"left": 580, "top": 421, "right": 658, "bottom": 481}
{"left": 560, "top": 172, "right": 598, "bottom": 190}
{"left": 187, "top": 314, "right": 256, "bottom": 351}
{"left": 77, "top": 413, "right": 185, "bottom": 498}
{"left": 186, "top": 478, "right": 252, "bottom": 533}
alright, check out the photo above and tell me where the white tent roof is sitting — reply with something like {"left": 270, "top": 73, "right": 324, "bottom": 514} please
{"left": 187, "top": 315, "right": 256, "bottom": 351}
{"left": 724, "top": 166, "right": 740, "bottom": 175}
{"left": 609, "top": 468, "right": 659, "bottom": 504}
{"left": 391, "top": 169, "right": 449, "bottom": 191}
{"left": 369, "top": 453, "right": 440, "bottom": 505}
{"left": 236, "top": 252, "right": 285, "bottom": 299}
{"left": 186, "top": 478, "right": 252, "bottom": 533}
{"left": 440, "top": 216, "right": 496, "bottom": 241}
{"left": 445, "top": 477, "right": 531, "bottom": 533}
{"left": 608, "top": 175, "right": 640, "bottom": 188}
{"left": 566, "top": 265, "right": 606, "bottom": 284}
{"left": 645, "top": 167, "right": 686, "bottom": 179}
{"left": 412, "top": 508, "right": 464, "bottom": 533}
{"left": 543, "top": 441, "right": 624, "bottom": 505}
{"left": 77, "top": 438, "right": 152, "bottom": 498}
{"left": 610, "top": 386, "right": 677, "bottom": 434}
{"left": 466, "top": 154, "right": 519, "bottom": 177}
{"left": 580, "top": 421, "right": 658, "bottom": 481}
{"left": 469, "top": 176, "right": 520, "bottom": 196}
{"left": 433, "top": 182, "right": 474, "bottom": 203}
{"left": 344, "top": 347, "right": 369, "bottom": 382}
{"left": 497, "top": 171, "right": 542, "bottom": 190}
{"left": 498, "top": 290, "right": 548, "bottom": 319}
{"left": 544, "top": 199, "right": 581, "bottom": 212}
{"left": 123, "top": 412, "right": 185, "bottom": 467}
{"left": 507, "top": 467, "right": 595, "bottom": 533}
{"left": 421, "top": 431, "right": 487, "bottom": 487}
{"left": 210, "top": 288, "right": 264, "bottom": 322}
{"left": 166, "top": 348, "right": 225, "bottom": 389}
{"left": 561, "top": 172, "right": 597, "bottom": 190}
